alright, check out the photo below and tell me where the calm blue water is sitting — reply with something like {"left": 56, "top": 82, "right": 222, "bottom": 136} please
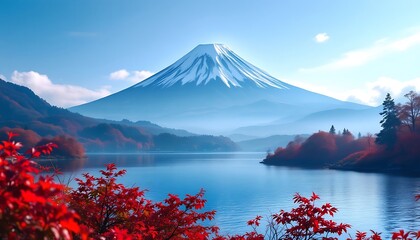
{"left": 56, "top": 152, "right": 420, "bottom": 238}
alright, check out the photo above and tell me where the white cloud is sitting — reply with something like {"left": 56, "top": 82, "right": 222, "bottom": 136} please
{"left": 303, "top": 31, "right": 420, "bottom": 71}
{"left": 284, "top": 76, "right": 420, "bottom": 106}
{"left": 109, "top": 69, "right": 153, "bottom": 83}
{"left": 0, "top": 73, "right": 6, "bottom": 80}
{"left": 130, "top": 70, "right": 153, "bottom": 83}
{"left": 282, "top": 77, "right": 338, "bottom": 99}
{"left": 109, "top": 69, "right": 130, "bottom": 80}
{"left": 10, "top": 71, "right": 111, "bottom": 108}
{"left": 345, "top": 77, "right": 420, "bottom": 106}
{"left": 314, "top": 33, "right": 330, "bottom": 43}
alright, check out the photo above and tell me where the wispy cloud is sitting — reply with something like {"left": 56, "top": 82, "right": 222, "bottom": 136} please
{"left": 345, "top": 77, "right": 420, "bottom": 106}
{"left": 0, "top": 73, "right": 6, "bottom": 80}
{"left": 302, "top": 31, "right": 420, "bottom": 72}
{"left": 109, "top": 69, "right": 153, "bottom": 83}
{"left": 285, "top": 76, "right": 420, "bottom": 106}
{"left": 283, "top": 78, "right": 341, "bottom": 101}
{"left": 110, "top": 69, "right": 130, "bottom": 80}
{"left": 11, "top": 71, "right": 111, "bottom": 108}
{"left": 314, "top": 33, "right": 329, "bottom": 43}
{"left": 131, "top": 70, "right": 153, "bottom": 83}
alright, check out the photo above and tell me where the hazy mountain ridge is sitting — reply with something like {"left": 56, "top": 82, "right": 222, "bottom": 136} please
{"left": 0, "top": 79, "right": 237, "bottom": 152}
{"left": 234, "top": 107, "right": 382, "bottom": 137}
{"left": 237, "top": 134, "right": 310, "bottom": 152}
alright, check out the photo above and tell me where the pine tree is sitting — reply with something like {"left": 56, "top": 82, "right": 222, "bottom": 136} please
{"left": 329, "top": 125, "right": 336, "bottom": 135}
{"left": 375, "top": 93, "right": 400, "bottom": 146}
{"left": 358, "top": 132, "right": 362, "bottom": 139}
{"left": 342, "top": 128, "right": 352, "bottom": 136}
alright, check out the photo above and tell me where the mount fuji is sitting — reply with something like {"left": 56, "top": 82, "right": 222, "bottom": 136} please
{"left": 70, "top": 44, "right": 372, "bottom": 134}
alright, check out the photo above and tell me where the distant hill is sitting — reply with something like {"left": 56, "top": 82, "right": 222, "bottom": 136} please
{"left": 237, "top": 134, "right": 309, "bottom": 152}
{"left": 105, "top": 119, "right": 194, "bottom": 137}
{"left": 228, "top": 134, "right": 259, "bottom": 142}
{"left": 233, "top": 108, "right": 381, "bottom": 137}
{"left": 0, "top": 79, "right": 237, "bottom": 152}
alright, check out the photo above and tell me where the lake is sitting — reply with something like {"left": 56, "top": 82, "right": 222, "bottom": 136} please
{"left": 56, "top": 152, "right": 420, "bottom": 238}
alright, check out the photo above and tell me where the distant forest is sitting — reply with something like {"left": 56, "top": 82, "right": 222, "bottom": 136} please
{"left": 263, "top": 91, "right": 420, "bottom": 174}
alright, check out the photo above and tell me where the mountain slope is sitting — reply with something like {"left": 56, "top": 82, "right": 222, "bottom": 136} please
{"left": 70, "top": 44, "right": 369, "bottom": 133}
{"left": 0, "top": 79, "right": 237, "bottom": 152}
{"left": 237, "top": 134, "right": 310, "bottom": 152}
{"left": 136, "top": 43, "right": 289, "bottom": 89}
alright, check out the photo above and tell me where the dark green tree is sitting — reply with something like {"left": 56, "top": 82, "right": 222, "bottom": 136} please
{"left": 375, "top": 93, "right": 400, "bottom": 146}
{"left": 342, "top": 128, "right": 353, "bottom": 136}
{"left": 329, "top": 125, "right": 336, "bottom": 135}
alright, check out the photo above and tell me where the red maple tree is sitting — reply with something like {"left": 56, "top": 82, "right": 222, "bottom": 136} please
{"left": 67, "top": 163, "right": 219, "bottom": 239}
{"left": 0, "top": 132, "right": 82, "bottom": 239}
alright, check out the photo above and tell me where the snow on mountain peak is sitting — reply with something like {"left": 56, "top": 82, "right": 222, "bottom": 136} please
{"left": 134, "top": 44, "right": 289, "bottom": 89}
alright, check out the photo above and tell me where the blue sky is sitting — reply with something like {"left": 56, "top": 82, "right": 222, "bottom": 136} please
{"left": 1, "top": 0, "right": 420, "bottom": 107}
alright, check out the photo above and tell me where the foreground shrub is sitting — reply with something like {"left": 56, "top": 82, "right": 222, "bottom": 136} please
{"left": 0, "top": 132, "right": 82, "bottom": 239}
{"left": 68, "top": 163, "right": 219, "bottom": 239}
{"left": 218, "top": 193, "right": 350, "bottom": 240}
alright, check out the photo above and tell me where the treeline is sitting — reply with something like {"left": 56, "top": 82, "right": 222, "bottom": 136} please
{"left": 263, "top": 91, "right": 420, "bottom": 174}
{"left": 1, "top": 125, "right": 238, "bottom": 155}
{"left": 0, "top": 127, "right": 85, "bottom": 158}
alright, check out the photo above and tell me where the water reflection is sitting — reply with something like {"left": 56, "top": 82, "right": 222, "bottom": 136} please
{"left": 54, "top": 153, "right": 420, "bottom": 237}
{"left": 56, "top": 152, "right": 249, "bottom": 170}
{"left": 38, "top": 157, "right": 87, "bottom": 172}
{"left": 382, "top": 176, "right": 420, "bottom": 237}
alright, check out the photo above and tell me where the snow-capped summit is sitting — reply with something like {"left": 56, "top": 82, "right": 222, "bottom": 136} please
{"left": 70, "top": 44, "right": 369, "bottom": 134}
{"left": 135, "top": 43, "right": 288, "bottom": 89}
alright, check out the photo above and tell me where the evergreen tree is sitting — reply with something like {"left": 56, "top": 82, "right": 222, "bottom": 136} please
{"left": 375, "top": 93, "right": 400, "bottom": 146}
{"left": 342, "top": 128, "right": 352, "bottom": 136}
{"left": 358, "top": 132, "right": 362, "bottom": 139}
{"left": 329, "top": 125, "right": 336, "bottom": 135}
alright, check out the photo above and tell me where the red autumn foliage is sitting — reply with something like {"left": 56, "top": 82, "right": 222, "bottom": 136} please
{"left": 265, "top": 130, "right": 420, "bottom": 174}
{"left": 219, "top": 193, "right": 350, "bottom": 240}
{"left": 264, "top": 131, "right": 370, "bottom": 167}
{"left": 38, "top": 135, "right": 85, "bottom": 158}
{"left": 67, "top": 163, "right": 219, "bottom": 239}
{"left": 270, "top": 192, "right": 351, "bottom": 239}
{"left": 0, "top": 132, "right": 82, "bottom": 239}
{"left": 0, "top": 127, "right": 42, "bottom": 151}
{"left": 1, "top": 132, "right": 419, "bottom": 239}
{"left": 338, "top": 131, "right": 420, "bottom": 172}
{"left": 0, "top": 128, "right": 86, "bottom": 158}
